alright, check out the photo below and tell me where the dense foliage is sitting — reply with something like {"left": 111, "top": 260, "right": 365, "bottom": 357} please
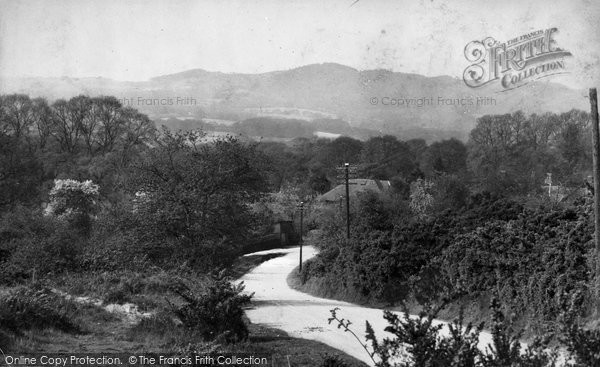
{"left": 330, "top": 299, "right": 561, "bottom": 367}
{"left": 302, "top": 191, "right": 595, "bottom": 333}
{"left": 0, "top": 94, "right": 271, "bottom": 348}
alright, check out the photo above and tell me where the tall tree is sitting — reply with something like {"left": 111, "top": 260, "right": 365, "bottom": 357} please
{"left": 129, "top": 129, "right": 269, "bottom": 245}
{"left": 422, "top": 138, "right": 467, "bottom": 176}
{"left": 0, "top": 94, "right": 35, "bottom": 139}
{"left": 360, "top": 135, "right": 416, "bottom": 180}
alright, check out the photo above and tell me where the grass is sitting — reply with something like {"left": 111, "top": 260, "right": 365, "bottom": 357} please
{"left": 1, "top": 251, "right": 367, "bottom": 367}
{"left": 2, "top": 289, "right": 367, "bottom": 367}
{"left": 244, "top": 321, "right": 368, "bottom": 366}
{"left": 0, "top": 285, "right": 81, "bottom": 333}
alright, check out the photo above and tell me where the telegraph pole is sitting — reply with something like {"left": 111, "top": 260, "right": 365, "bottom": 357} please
{"left": 336, "top": 163, "right": 357, "bottom": 239}
{"left": 590, "top": 88, "right": 600, "bottom": 313}
{"left": 298, "top": 201, "right": 304, "bottom": 273}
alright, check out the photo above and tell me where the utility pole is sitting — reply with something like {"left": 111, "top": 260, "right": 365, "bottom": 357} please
{"left": 336, "top": 163, "right": 357, "bottom": 239}
{"left": 298, "top": 201, "right": 304, "bottom": 273}
{"left": 590, "top": 88, "right": 600, "bottom": 314}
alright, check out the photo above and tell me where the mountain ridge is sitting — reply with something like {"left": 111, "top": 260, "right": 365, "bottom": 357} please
{"left": 0, "top": 63, "right": 588, "bottom": 139}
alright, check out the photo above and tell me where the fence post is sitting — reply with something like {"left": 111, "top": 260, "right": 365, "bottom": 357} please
{"left": 590, "top": 88, "right": 600, "bottom": 314}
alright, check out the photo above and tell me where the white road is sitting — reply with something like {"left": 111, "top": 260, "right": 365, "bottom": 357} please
{"left": 239, "top": 246, "right": 497, "bottom": 366}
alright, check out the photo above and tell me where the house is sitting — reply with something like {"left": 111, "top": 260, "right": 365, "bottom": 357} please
{"left": 317, "top": 178, "right": 391, "bottom": 203}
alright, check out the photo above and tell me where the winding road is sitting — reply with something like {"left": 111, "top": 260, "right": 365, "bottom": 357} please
{"left": 240, "top": 245, "right": 497, "bottom": 366}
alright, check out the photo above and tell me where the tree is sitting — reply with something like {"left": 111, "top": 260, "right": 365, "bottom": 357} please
{"left": 467, "top": 110, "right": 590, "bottom": 194}
{"left": 360, "top": 135, "right": 417, "bottom": 180}
{"left": 328, "top": 136, "right": 363, "bottom": 165}
{"left": 49, "top": 98, "right": 82, "bottom": 153}
{"left": 44, "top": 178, "right": 100, "bottom": 234}
{"left": 407, "top": 138, "right": 428, "bottom": 163}
{"left": 118, "top": 107, "right": 156, "bottom": 164}
{"left": 93, "top": 96, "right": 124, "bottom": 154}
{"left": 430, "top": 174, "right": 469, "bottom": 212}
{"left": 252, "top": 185, "right": 301, "bottom": 224}
{"left": 257, "top": 141, "right": 307, "bottom": 191}
{"left": 0, "top": 94, "right": 35, "bottom": 139}
{"left": 555, "top": 109, "right": 591, "bottom": 182}
{"left": 0, "top": 133, "right": 43, "bottom": 209}
{"left": 129, "top": 129, "right": 269, "bottom": 245}
{"left": 422, "top": 138, "right": 467, "bottom": 176}
{"left": 31, "top": 98, "right": 53, "bottom": 149}
{"left": 409, "top": 179, "right": 434, "bottom": 219}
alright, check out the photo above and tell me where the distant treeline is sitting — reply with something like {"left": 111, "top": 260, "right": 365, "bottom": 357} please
{"left": 0, "top": 94, "right": 156, "bottom": 207}
{"left": 0, "top": 94, "right": 592, "bottom": 207}
{"left": 157, "top": 116, "right": 466, "bottom": 142}
{"left": 243, "top": 109, "right": 592, "bottom": 199}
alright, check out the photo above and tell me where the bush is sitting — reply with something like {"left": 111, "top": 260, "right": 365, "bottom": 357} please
{"left": 363, "top": 305, "right": 483, "bottom": 367}
{"left": 304, "top": 192, "right": 593, "bottom": 331}
{"left": 0, "top": 285, "right": 79, "bottom": 333}
{"left": 560, "top": 311, "right": 600, "bottom": 366}
{"left": 331, "top": 298, "right": 557, "bottom": 367}
{"left": 168, "top": 272, "right": 253, "bottom": 343}
{"left": 321, "top": 354, "right": 350, "bottom": 367}
{"left": 439, "top": 201, "right": 593, "bottom": 330}
{"left": 0, "top": 207, "right": 85, "bottom": 284}
{"left": 81, "top": 230, "right": 149, "bottom": 272}
{"left": 44, "top": 179, "right": 100, "bottom": 236}
{"left": 479, "top": 298, "right": 556, "bottom": 367}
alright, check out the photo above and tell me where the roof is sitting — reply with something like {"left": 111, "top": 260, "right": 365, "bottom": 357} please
{"left": 318, "top": 179, "right": 391, "bottom": 202}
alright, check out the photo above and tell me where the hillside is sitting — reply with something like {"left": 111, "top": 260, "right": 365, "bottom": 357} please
{"left": 0, "top": 63, "right": 588, "bottom": 139}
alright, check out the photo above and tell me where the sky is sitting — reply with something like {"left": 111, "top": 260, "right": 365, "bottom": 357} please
{"left": 0, "top": 0, "right": 599, "bottom": 89}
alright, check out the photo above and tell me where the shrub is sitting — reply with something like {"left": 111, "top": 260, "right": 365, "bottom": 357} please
{"left": 479, "top": 298, "right": 556, "bottom": 367}
{"left": 44, "top": 179, "right": 100, "bottom": 235}
{"left": 321, "top": 354, "right": 350, "bottom": 367}
{"left": 0, "top": 285, "right": 79, "bottom": 333}
{"left": 363, "top": 305, "right": 483, "bottom": 367}
{"left": 168, "top": 272, "right": 253, "bottom": 343}
{"left": 330, "top": 298, "right": 557, "bottom": 367}
{"left": 0, "top": 208, "right": 85, "bottom": 284}
{"left": 305, "top": 192, "right": 593, "bottom": 331}
{"left": 439, "top": 201, "right": 593, "bottom": 330}
{"left": 81, "top": 229, "right": 149, "bottom": 272}
{"left": 560, "top": 310, "right": 600, "bottom": 366}
{"left": 409, "top": 179, "right": 434, "bottom": 219}
{"left": 430, "top": 174, "right": 469, "bottom": 212}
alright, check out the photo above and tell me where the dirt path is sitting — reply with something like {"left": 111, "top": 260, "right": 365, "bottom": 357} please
{"left": 240, "top": 246, "right": 498, "bottom": 366}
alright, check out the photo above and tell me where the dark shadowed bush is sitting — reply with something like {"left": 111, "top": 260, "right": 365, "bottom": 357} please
{"left": 0, "top": 207, "right": 86, "bottom": 284}
{"left": 168, "top": 272, "right": 253, "bottom": 343}
{"left": 0, "top": 285, "right": 79, "bottom": 333}
{"left": 321, "top": 354, "right": 350, "bottom": 367}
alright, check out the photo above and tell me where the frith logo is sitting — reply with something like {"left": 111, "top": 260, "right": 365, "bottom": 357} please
{"left": 463, "top": 28, "right": 572, "bottom": 90}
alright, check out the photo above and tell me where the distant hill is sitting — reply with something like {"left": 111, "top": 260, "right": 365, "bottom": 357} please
{"left": 0, "top": 63, "right": 588, "bottom": 141}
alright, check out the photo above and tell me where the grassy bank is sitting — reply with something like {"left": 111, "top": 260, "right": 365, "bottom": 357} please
{"left": 1, "top": 252, "right": 367, "bottom": 367}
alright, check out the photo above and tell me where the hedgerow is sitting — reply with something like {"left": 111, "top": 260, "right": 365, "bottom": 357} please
{"left": 303, "top": 193, "right": 595, "bottom": 331}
